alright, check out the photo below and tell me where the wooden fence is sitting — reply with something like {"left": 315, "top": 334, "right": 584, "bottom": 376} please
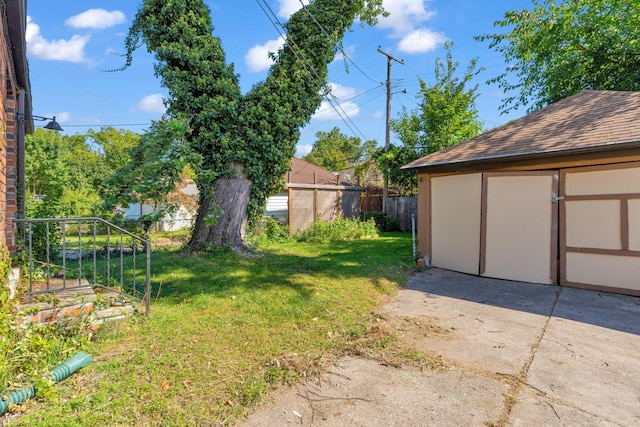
{"left": 361, "top": 186, "right": 417, "bottom": 232}
{"left": 384, "top": 197, "right": 417, "bottom": 231}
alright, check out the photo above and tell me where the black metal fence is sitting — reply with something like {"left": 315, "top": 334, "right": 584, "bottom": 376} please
{"left": 13, "top": 217, "right": 151, "bottom": 314}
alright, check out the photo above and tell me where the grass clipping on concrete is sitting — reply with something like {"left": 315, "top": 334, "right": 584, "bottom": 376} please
{"left": 7, "top": 232, "right": 431, "bottom": 426}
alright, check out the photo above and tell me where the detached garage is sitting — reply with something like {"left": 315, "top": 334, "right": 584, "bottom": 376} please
{"left": 403, "top": 90, "right": 640, "bottom": 296}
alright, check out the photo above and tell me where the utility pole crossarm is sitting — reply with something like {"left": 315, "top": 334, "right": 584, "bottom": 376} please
{"left": 377, "top": 47, "right": 404, "bottom": 68}
{"left": 378, "top": 47, "right": 404, "bottom": 215}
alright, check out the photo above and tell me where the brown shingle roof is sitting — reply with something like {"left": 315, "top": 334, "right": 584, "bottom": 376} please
{"left": 286, "top": 157, "right": 355, "bottom": 186}
{"left": 403, "top": 90, "right": 640, "bottom": 170}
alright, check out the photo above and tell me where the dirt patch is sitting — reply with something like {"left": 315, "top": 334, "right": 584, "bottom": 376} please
{"left": 241, "top": 303, "right": 510, "bottom": 427}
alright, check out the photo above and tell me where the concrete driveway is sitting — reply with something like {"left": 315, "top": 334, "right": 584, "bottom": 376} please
{"left": 243, "top": 268, "right": 640, "bottom": 426}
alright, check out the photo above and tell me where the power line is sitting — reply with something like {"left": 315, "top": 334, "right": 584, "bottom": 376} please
{"left": 312, "top": 84, "right": 386, "bottom": 116}
{"left": 61, "top": 123, "right": 151, "bottom": 128}
{"left": 297, "top": 0, "right": 382, "bottom": 86}
{"left": 255, "top": 0, "right": 369, "bottom": 141}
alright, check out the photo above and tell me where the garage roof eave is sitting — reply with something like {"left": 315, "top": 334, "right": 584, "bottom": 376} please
{"left": 401, "top": 138, "right": 640, "bottom": 172}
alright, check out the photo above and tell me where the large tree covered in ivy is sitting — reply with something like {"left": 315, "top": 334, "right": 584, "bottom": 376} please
{"left": 116, "top": 0, "right": 383, "bottom": 253}
{"left": 477, "top": 0, "right": 640, "bottom": 113}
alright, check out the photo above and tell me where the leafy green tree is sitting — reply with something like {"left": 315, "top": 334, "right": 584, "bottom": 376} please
{"left": 87, "top": 127, "right": 140, "bottom": 176}
{"left": 388, "top": 42, "right": 484, "bottom": 194}
{"left": 476, "top": 0, "right": 640, "bottom": 113}
{"left": 103, "top": 118, "right": 195, "bottom": 227}
{"left": 25, "top": 127, "right": 133, "bottom": 219}
{"left": 118, "top": 0, "right": 385, "bottom": 253}
{"left": 25, "top": 129, "right": 71, "bottom": 201}
{"left": 63, "top": 134, "right": 112, "bottom": 192}
{"left": 303, "top": 127, "right": 377, "bottom": 172}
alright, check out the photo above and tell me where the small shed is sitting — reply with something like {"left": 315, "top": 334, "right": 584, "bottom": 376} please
{"left": 265, "top": 158, "right": 364, "bottom": 234}
{"left": 403, "top": 90, "right": 640, "bottom": 296}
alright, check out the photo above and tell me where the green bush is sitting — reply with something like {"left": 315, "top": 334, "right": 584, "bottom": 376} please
{"left": 248, "top": 216, "right": 291, "bottom": 246}
{"left": 0, "top": 245, "right": 92, "bottom": 402}
{"left": 296, "top": 217, "right": 378, "bottom": 243}
{"left": 360, "top": 211, "right": 398, "bottom": 232}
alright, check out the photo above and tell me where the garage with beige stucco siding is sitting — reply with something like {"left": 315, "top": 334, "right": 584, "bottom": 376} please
{"left": 406, "top": 90, "right": 640, "bottom": 296}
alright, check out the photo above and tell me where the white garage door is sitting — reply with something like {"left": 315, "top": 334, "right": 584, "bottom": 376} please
{"left": 481, "top": 172, "right": 558, "bottom": 284}
{"left": 430, "top": 173, "right": 482, "bottom": 275}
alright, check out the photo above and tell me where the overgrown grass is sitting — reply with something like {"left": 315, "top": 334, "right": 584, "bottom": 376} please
{"left": 295, "top": 217, "right": 378, "bottom": 243}
{"left": 5, "top": 233, "right": 416, "bottom": 426}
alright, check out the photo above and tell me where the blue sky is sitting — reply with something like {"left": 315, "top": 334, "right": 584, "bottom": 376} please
{"left": 26, "top": 0, "right": 532, "bottom": 156}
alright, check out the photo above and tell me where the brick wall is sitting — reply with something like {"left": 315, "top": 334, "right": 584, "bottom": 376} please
{"left": 5, "top": 94, "right": 17, "bottom": 252}
{"left": 0, "top": 13, "right": 8, "bottom": 250}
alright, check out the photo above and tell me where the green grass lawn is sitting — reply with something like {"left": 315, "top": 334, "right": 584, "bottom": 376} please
{"left": 9, "top": 233, "right": 417, "bottom": 426}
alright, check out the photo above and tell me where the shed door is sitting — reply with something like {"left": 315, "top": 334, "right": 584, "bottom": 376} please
{"left": 481, "top": 172, "right": 558, "bottom": 284}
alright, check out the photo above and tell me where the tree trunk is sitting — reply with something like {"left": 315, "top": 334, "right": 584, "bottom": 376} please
{"left": 187, "top": 163, "right": 251, "bottom": 254}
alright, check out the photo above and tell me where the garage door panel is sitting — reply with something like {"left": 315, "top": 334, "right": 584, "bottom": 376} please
{"left": 482, "top": 173, "right": 557, "bottom": 284}
{"left": 565, "top": 167, "right": 640, "bottom": 196}
{"left": 561, "top": 162, "right": 640, "bottom": 295}
{"left": 565, "top": 200, "right": 621, "bottom": 250}
{"left": 431, "top": 173, "right": 482, "bottom": 275}
{"left": 566, "top": 253, "right": 640, "bottom": 291}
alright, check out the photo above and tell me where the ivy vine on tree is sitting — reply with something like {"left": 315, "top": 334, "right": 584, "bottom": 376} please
{"left": 114, "top": 0, "right": 384, "bottom": 253}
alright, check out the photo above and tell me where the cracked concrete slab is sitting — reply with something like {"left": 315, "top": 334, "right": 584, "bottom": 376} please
{"left": 242, "top": 269, "right": 640, "bottom": 426}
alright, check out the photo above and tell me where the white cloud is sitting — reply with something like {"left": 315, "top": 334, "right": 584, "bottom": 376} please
{"left": 245, "top": 37, "right": 285, "bottom": 72}
{"left": 296, "top": 144, "right": 313, "bottom": 157}
{"left": 48, "top": 112, "right": 70, "bottom": 123}
{"left": 133, "top": 94, "right": 166, "bottom": 114}
{"left": 372, "top": 111, "right": 384, "bottom": 120}
{"left": 328, "top": 82, "right": 357, "bottom": 99}
{"left": 26, "top": 17, "right": 89, "bottom": 62}
{"left": 65, "top": 9, "right": 126, "bottom": 30}
{"left": 397, "top": 28, "right": 446, "bottom": 54}
{"left": 376, "top": 0, "right": 446, "bottom": 54}
{"left": 380, "top": 0, "right": 435, "bottom": 35}
{"left": 277, "top": 0, "right": 310, "bottom": 19}
{"left": 313, "top": 83, "right": 360, "bottom": 121}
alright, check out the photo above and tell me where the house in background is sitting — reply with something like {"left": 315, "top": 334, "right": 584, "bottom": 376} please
{"left": 122, "top": 178, "right": 198, "bottom": 231}
{"left": 265, "top": 157, "right": 364, "bottom": 234}
{"left": 403, "top": 90, "right": 640, "bottom": 296}
{"left": 2, "top": 0, "right": 31, "bottom": 253}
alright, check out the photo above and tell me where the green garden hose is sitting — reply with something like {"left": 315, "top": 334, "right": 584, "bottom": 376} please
{"left": 0, "top": 352, "right": 92, "bottom": 414}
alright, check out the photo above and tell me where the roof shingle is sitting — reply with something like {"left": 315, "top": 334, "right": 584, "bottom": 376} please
{"left": 403, "top": 90, "right": 640, "bottom": 170}
{"left": 287, "top": 157, "right": 354, "bottom": 186}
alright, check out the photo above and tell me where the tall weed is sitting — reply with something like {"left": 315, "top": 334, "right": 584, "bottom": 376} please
{"left": 296, "top": 217, "right": 378, "bottom": 243}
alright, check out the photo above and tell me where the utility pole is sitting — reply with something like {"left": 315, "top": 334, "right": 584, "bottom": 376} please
{"left": 378, "top": 47, "right": 404, "bottom": 215}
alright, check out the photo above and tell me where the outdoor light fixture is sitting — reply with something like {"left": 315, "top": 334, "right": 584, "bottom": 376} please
{"left": 34, "top": 115, "right": 63, "bottom": 131}
{"left": 18, "top": 114, "right": 64, "bottom": 131}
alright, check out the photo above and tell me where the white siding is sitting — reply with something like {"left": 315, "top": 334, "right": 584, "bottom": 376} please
{"left": 265, "top": 192, "right": 288, "bottom": 222}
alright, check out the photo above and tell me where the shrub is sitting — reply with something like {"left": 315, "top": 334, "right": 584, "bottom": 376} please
{"left": 360, "top": 211, "right": 398, "bottom": 232}
{"left": 296, "top": 217, "right": 378, "bottom": 243}
{"left": 248, "top": 216, "right": 291, "bottom": 246}
{"left": 0, "top": 245, "right": 92, "bottom": 403}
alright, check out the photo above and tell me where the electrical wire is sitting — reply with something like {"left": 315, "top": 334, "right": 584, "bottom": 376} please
{"left": 297, "top": 0, "right": 382, "bottom": 86}
{"left": 61, "top": 123, "right": 152, "bottom": 128}
{"left": 255, "top": 0, "right": 370, "bottom": 141}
